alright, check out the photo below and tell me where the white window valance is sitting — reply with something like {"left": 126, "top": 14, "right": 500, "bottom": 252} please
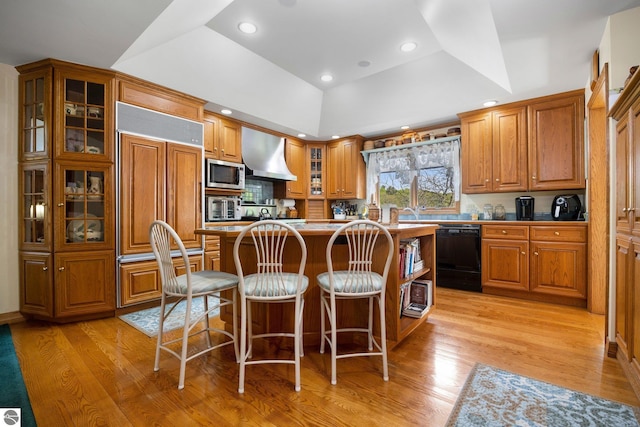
{"left": 366, "top": 139, "right": 460, "bottom": 204}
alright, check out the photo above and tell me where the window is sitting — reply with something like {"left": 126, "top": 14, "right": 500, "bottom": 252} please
{"left": 367, "top": 139, "right": 460, "bottom": 214}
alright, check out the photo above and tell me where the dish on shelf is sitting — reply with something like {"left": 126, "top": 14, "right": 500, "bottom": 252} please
{"left": 86, "top": 146, "right": 101, "bottom": 154}
{"left": 66, "top": 214, "right": 102, "bottom": 242}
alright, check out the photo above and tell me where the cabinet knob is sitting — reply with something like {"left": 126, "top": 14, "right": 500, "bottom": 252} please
{"left": 521, "top": 251, "right": 526, "bottom": 255}
{"left": 57, "top": 203, "right": 64, "bottom": 207}
{"left": 554, "top": 231, "right": 560, "bottom": 236}
{"left": 495, "top": 178, "right": 499, "bottom": 182}
{"left": 501, "top": 230, "right": 507, "bottom": 234}
{"left": 485, "top": 178, "right": 490, "bottom": 182}
{"left": 531, "top": 175, "right": 536, "bottom": 180}
{"left": 221, "top": 149, "right": 225, "bottom": 154}
{"left": 58, "top": 267, "right": 65, "bottom": 271}
{"left": 534, "top": 251, "right": 539, "bottom": 256}
{"left": 630, "top": 208, "right": 636, "bottom": 212}
{"left": 42, "top": 267, "right": 48, "bottom": 271}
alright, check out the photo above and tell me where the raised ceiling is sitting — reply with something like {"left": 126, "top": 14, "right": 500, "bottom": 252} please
{"left": 1, "top": 0, "right": 639, "bottom": 140}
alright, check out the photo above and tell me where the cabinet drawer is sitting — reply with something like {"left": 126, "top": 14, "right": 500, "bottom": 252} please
{"left": 482, "top": 225, "right": 529, "bottom": 240}
{"left": 204, "top": 235, "right": 221, "bottom": 251}
{"left": 530, "top": 226, "right": 586, "bottom": 242}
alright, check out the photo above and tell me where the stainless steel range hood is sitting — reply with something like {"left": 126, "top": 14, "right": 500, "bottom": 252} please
{"left": 241, "top": 127, "right": 297, "bottom": 181}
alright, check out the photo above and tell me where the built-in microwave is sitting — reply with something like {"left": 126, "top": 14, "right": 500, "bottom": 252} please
{"left": 206, "top": 196, "right": 242, "bottom": 221}
{"left": 205, "top": 158, "right": 245, "bottom": 190}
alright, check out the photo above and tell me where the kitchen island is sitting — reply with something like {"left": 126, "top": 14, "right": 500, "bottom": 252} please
{"left": 195, "top": 222, "right": 438, "bottom": 348}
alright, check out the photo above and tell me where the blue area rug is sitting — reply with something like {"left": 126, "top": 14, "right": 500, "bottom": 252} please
{"left": 446, "top": 363, "right": 640, "bottom": 427}
{"left": 119, "top": 296, "right": 219, "bottom": 337}
{"left": 0, "top": 323, "right": 37, "bottom": 427}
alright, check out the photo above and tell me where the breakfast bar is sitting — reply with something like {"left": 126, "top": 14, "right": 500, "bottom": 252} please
{"left": 195, "top": 222, "right": 438, "bottom": 348}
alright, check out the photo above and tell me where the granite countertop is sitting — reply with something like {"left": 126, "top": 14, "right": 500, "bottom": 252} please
{"left": 196, "top": 221, "right": 439, "bottom": 237}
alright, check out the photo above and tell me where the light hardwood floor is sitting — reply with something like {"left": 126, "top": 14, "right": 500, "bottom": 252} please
{"left": 10, "top": 288, "right": 638, "bottom": 426}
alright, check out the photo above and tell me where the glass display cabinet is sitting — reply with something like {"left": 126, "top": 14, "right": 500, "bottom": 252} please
{"left": 17, "top": 59, "right": 115, "bottom": 320}
{"left": 308, "top": 144, "right": 325, "bottom": 198}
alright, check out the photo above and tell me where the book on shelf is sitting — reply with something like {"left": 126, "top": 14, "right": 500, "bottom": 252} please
{"left": 400, "top": 279, "right": 433, "bottom": 318}
{"left": 402, "top": 302, "right": 429, "bottom": 318}
{"left": 399, "top": 238, "right": 422, "bottom": 278}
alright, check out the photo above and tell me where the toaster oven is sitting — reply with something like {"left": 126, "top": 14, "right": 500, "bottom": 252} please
{"left": 206, "top": 196, "right": 241, "bottom": 221}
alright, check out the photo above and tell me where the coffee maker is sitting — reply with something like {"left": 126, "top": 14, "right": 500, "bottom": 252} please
{"left": 515, "top": 196, "right": 535, "bottom": 220}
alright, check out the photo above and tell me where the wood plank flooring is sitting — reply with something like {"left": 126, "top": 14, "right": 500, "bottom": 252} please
{"left": 9, "top": 288, "right": 638, "bottom": 426}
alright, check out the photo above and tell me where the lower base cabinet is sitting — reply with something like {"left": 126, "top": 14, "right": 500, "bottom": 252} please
{"left": 482, "top": 225, "right": 587, "bottom": 307}
{"left": 119, "top": 254, "right": 203, "bottom": 307}
{"left": 20, "top": 250, "right": 115, "bottom": 320}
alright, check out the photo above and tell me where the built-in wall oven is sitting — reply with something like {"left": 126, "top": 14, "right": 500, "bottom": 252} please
{"left": 436, "top": 224, "right": 482, "bottom": 292}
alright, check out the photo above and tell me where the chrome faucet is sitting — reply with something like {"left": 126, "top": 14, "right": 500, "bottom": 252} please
{"left": 403, "top": 207, "right": 419, "bottom": 220}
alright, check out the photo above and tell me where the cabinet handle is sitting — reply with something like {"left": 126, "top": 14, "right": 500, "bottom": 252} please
{"left": 42, "top": 267, "right": 48, "bottom": 271}
{"left": 57, "top": 203, "right": 64, "bottom": 207}
{"left": 58, "top": 267, "right": 65, "bottom": 271}
{"left": 554, "top": 231, "right": 560, "bottom": 236}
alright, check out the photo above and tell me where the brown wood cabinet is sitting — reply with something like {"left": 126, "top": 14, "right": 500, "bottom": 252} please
{"left": 203, "top": 235, "right": 221, "bottom": 271}
{"left": 327, "top": 136, "right": 366, "bottom": 200}
{"left": 610, "top": 69, "right": 640, "bottom": 392}
{"left": 17, "top": 59, "right": 116, "bottom": 321}
{"left": 482, "top": 225, "right": 529, "bottom": 291}
{"left": 284, "top": 137, "right": 307, "bottom": 199}
{"left": 528, "top": 90, "right": 585, "bottom": 190}
{"left": 119, "top": 133, "right": 202, "bottom": 306}
{"left": 482, "top": 224, "right": 587, "bottom": 307}
{"left": 307, "top": 143, "right": 326, "bottom": 199}
{"left": 459, "top": 90, "right": 585, "bottom": 193}
{"left": 460, "top": 106, "right": 527, "bottom": 193}
{"left": 203, "top": 111, "right": 242, "bottom": 163}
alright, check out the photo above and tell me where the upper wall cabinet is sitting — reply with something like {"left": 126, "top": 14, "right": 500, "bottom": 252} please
{"left": 459, "top": 89, "right": 585, "bottom": 193}
{"left": 460, "top": 106, "right": 528, "bottom": 194}
{"left": 285, "top": 137, "right": 307, "bottom": 199}
{"left": 528, "top": 90, "right": 585, "bottom": 190}
{"left": 203, "top": 111, "right": 242, "bottom": 163}
{"left": 327, "top": 137, "right": 366, "bottom": 200}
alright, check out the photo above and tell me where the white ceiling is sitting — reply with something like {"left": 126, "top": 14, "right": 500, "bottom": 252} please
{"left": 1, "top": 0, "right": 639, "bottom": 140}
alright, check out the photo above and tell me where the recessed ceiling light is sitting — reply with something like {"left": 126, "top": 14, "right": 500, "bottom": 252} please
{"left": 331, "top": 135, "right": 340, "bottom": 139}
{"left": 238, "top": 22, "right": 257, "bottom": 34}
{"left": 321, "top": 74, "right": 333, "bottom": 82}
{"left": 221, "top": 109, "right": 232, "bottom": 115}
{"left": 297, "top": 133, "right": 306, "bottom": 138}
{"left": 401, "top": 125, "right": 410, "bottom": 130}
{"left": 400, "top": 42, "right": 417, "bottom": 52}
{"left": 483, "top": 100, "right": 498, "bottom": 107}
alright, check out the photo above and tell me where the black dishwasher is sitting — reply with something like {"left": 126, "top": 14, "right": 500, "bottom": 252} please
{"left": 436, "top": 224, "right": 482, "bottom": 292}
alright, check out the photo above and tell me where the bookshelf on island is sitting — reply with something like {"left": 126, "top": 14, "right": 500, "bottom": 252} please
{"left": 196, "top": 222, "right": 438, "bottom": 348}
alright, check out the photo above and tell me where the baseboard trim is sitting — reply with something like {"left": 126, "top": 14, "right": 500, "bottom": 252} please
{"left": 0, "top": 311, "right": 27, "bottom": 325}
{"left": 617, "top": 350, "right": 640, "bottom": 401}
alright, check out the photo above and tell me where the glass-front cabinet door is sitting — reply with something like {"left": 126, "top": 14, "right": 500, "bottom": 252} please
{"left": 308, "top": 144, "right": 325, "bottom": 198}
{"left": 19, "top": 69, "right": 51, "bottom": 160}
{"left": 20, "top": 162, "right": 51, "bottom": 251}
{"left": 55, "top": 70, "right": 113, "bottom": 161}
{"left": 55, "top": 162, "right": 112, "bottom": 252}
